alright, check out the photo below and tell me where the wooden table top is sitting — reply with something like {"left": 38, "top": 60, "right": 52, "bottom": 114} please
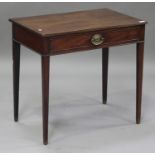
{"left": 9, "top": 8, "right": 146, "bottom": 37}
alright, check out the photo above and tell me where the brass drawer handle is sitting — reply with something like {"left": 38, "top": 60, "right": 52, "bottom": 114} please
{"left": 91, "top": 34, "right": 104, "bottom": 46}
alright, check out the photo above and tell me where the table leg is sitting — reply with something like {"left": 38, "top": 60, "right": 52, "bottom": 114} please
{"left": 102, "top": 48, "right": 109, "bottom": 104}
{"left": 136, "top": 42, "right": 144, "bottom": 124}
{"left": 13, "top": 40, "right": 20, "bottom": 122}
{"left": 42, "top": 56, "right": 50, "bottom": 145}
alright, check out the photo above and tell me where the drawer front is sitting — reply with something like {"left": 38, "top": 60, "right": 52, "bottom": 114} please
{"left": 50, "top": 26, "right": 144, "bottom": 55}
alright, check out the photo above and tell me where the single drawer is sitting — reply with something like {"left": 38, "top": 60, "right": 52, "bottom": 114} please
{"left": 50, "top": 26, "right": 144, "bottom": 55}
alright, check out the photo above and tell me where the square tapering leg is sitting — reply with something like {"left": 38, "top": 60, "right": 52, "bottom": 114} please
{"left": 136, "top": 42, "right": 144, "bottom": 124}
{"left": 13, "top": 40, "right": 21, "bottom": 122}
{"left": 102, "top": 48, "right": 109, "bottom": 104}
{"left": 41, "top": 56, "right": 50, "bottom": 145}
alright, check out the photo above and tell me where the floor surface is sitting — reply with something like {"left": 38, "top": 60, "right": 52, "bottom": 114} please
{"left": 0, "top": 45, "right": 155, "bottom": 152}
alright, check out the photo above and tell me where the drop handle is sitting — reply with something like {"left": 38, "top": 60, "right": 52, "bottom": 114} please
{"left": 91, "top": 34, "right": 104, "bottom": 46}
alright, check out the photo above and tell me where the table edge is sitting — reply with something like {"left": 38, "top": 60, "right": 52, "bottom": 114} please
{"left": 9, "top": 19, "right": 147, "bottom": 38}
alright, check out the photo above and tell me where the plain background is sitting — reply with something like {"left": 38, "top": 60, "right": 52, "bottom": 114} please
{"left": 0, "top": 2, "right": 155, "bottom": 152}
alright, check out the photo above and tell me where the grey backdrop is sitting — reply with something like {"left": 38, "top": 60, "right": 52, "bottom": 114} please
{"left": 0, "top": 2, "right": 155, "bottom": 153}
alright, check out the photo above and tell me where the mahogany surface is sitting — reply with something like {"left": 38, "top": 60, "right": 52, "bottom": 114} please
{"left": 9, "top": 8, "right": 146, "bottom": 37}
{"left": 9, "top": 8, "right": 147, "bottom": 145}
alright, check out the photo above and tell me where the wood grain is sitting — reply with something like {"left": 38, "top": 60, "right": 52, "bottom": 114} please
{"left": 50, "top": 26, "right": 145, "bottom": 55}
{"left": 9, "top": 8, "right": 147, "bottom": 37}
{"left": 10, "top": 8, "right": 147, "bottom": 145}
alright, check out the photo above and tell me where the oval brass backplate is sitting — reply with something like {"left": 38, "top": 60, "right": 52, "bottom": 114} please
{"left": 91, "top": 34, "right": 104, "bottom": 46}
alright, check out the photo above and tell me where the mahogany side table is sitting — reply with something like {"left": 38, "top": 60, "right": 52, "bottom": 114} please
{"left": 9, "top": 8, "right": 147, "bottom": 145}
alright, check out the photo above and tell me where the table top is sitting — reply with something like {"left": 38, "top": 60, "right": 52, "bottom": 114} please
{"left": 9, "top": 8, "right": 147, "bottom": 37}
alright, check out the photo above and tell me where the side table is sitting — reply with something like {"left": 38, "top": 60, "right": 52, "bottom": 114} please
{"left": 9, "top": 8, "right": 147, "bottom": 145}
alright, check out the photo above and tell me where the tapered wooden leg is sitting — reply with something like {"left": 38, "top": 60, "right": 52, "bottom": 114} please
{"left": 102, "top": 48, "right": 109, "bottom": 104}
{"left": 13, "top": 40, "right": 20, "bottom": 122}
{"left": 136, "top": 42, "right": 144, "bottom": 124}
{"left": 42, "top": 56, "right": 50, "bottom": 145}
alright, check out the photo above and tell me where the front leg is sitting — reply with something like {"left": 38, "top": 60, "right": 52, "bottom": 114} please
{"left": 41, "top": 56, "right": 50, "bottom": 145}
